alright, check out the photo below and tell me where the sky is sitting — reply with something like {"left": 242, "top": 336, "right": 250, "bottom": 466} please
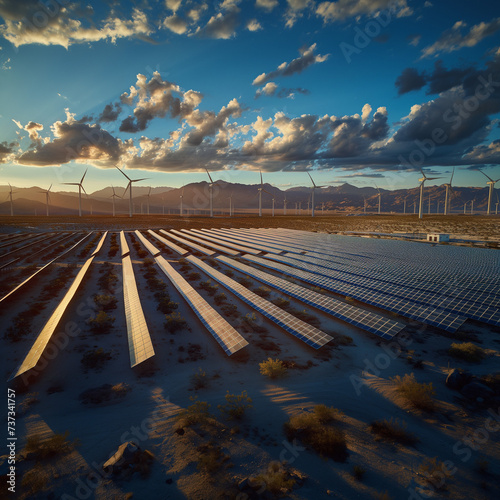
{"left": 0, "top": 0, "right": 499, "bottom": 193}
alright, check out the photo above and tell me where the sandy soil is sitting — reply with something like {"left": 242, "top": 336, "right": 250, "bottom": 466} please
{"left": 1, "top": 222, "right": 499, "bottom": 500}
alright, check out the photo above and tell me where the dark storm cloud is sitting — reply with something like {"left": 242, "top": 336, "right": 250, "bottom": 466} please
{"left": 0, "top": 140, "right": 17, "bottom": 162}
{"left": 98, "top": 103, "right": 122, "bottom": 123}
{"left": 395, "top": 68, "right": 427, "bottom": 95}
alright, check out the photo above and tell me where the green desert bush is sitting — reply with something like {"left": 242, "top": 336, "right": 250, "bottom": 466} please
{"left": 284, "top": 407, "right": 348, "bottom": 462}
{"left": 259, "top": 358, "right": 288, "bottom": 379}
{"left": 164, "top": 312, "right": 187, "bottom": 333}
{"left": 448, "top": 342, "right": 486, "bottom": 363}
{"left": 190, "top": 368, "right": 209, "bottom": 390}
{"left": 392, "top": 373, "right": 436, "bottom": 412}
{"left": 214, "top": 292, "right": 227, "bottom": 306}
{"left": 254, "top": 462, "right": 296, "bottom": 496}
{"left": 178, "top": 397, "right": 211, "bottom": 426}
{"left": 93, "top": 294, "right": 117, "bottom": 311}
{"left": 218, "top": 391, "right": 252, "bottom": 420}
{"left": 88, "top": 310, "right": 115, "bottom": 334}
{"left": 369, "top": 418, "right": 418, "bottom": 446}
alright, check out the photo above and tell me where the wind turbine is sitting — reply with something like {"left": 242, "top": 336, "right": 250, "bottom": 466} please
{"left": 257, "top": 170, "right": 271, "bottom": 217}
{"left": 180, "top": 187, "right": 184, "bottom": 216}
{"left": 205, "top": 169, "right": 215, "bottom": 217}
{"left": 62, "top": 168, "right": 87, "bottom": 217}
{"left": 115, "top": 166, "right": 148, "bottom": 218}
{"left": 228, "top": 192, "right": 233, "bottom": 217}
{"left": 478, "top": 169, "right": 500, "bottom": 215}
{"left": 39, "top": 184, "right": 52, "bottom": 216}
{"left": 443, "top": 167, "right": 455, "bottom": 216}
{"left": 283, "top": 195, "right": 287, "bottom": 216}
{"left": 403, "top": 195, "right": 408, "bottom": 215}
{"left": 374, "top": 184, "right": 382, "bottom": 214}
{"left": 418, "top": 169, "right": 441, "bottom": 219}
{"left": 363, "top": 196, "right": 367, "bottom": 214}
{"left": 307, "top": 172, "right": 326, "bottom": 217}
{"left": 146, "top": 187, "right": 152, "bottom": 215}
{"left": 496, "top": 193, "right": 499, "bottom": 215}
{"left": 271, "top": 196, "right": 275, "bottom": 217}
{"left": 109, "top": 186, "right": 121, "bottom": 217}
{"left": 7, "top": 183, "right": 18, "bottom": 216}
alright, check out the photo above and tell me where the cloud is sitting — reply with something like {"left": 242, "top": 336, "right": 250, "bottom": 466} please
{"left": 256, "top": 82, "right": 278, "bottom": 97}
{"left": 163, "top": 15, "right": 189, "bottom": 35}
{"left": 464, "top": 139, "right": 500, "bottom": 163}
{"left": 256, "top": 0, "right": 278, "bottom": 11}
{"left": 407, "top": 34, "right": 421, "bottom": 46}
{"left": 195, "top": 9, "right": 239, "bottom": 39}
{"left": 119, "top": 72, "right": 201, "bottom": 133}
{"left": 395, "top": 68, "right": 427, "bottom": 95}
{"left": 246, "top": 19, "right": 262, "bottom": 32}
{"left": 16, "top": 110, "right": 122, "bottom": 166}
{"left": 165, "top": 0, "right": 182, "bottom": 12}
{"left": 421, "top": 18, "right": 500, "bottom": 58}
{"left": 277, "top": 87, "right": 310, "bottom": 98}
{"left": 1, "top": 56, "right": 11, "bottom": 70}
{"left": 253, "top": 43, "right": 329, "bottom": 86}
{"left": 284, "top": 0, "right": 313, "bottom": 28}
{"left": 187, "top": 4, "right": 208, "bottom": 23}
{"left": 98, "top": 103, "right": 122, "bottom": 123}
{"left": 0, "top": 140, "right": 17, "bottom": 163}
{"left": 0, "top": 3, "right": 154, "bottom": 48}
{"left": 12, "top": 119, "right": 43, "bottom": 142}
{"left": 315, "top": 0, "right": 412, "bottom": 23}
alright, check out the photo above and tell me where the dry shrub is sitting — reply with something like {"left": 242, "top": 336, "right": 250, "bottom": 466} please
{"left": 392, "top": 373, "right": 436, "bottom": 412}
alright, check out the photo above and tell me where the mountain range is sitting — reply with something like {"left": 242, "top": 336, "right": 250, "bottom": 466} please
{"left": 0, "top": 181, "right": 496, "bottom": 216}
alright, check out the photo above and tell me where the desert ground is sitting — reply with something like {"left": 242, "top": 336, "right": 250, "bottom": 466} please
{"left": 1, "top": 214, "right": 499, "bottom": 500}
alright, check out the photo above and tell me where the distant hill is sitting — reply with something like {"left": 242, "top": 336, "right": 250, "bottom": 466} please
{"left": 0, "top": 181, "right": 495, "bottom": 215}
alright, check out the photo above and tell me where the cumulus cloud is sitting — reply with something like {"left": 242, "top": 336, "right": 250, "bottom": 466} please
{"left": 0, "top": 2, "right": 154, "bottom": 48}
{"left": 256, "top": 82, "right": 278, "bottom": 97}
{"left": 421, "top": 18, "right": 500, "bottom": 58}
{"left": 163, "top": 15, "right": 189, "bottom": 35}
{"left": 315, "top": 0, "right": 412, "bottom": 23}
{"left": 395, "top": 68, "right": 427, "bottom": 95}
{"left": 407, "top": 34, "right": 421, "bottom": 46}
{"left": 0, "top": 141, "right": 17, "bottom": 163}
{"left": 98, "top": 103, "right": 122, "bottom": 123}
{"left": 246, "top": 19, "right": 262, "bottom": 32}
{"left": 464, "top": 139, "right": 500, "bottom": 163}
{"left": 256, "top": 0, "right": 278, "bottom": 11}
{"left": 165, "top": 0, "right": 182, "bottom": 12}
{"left": 253, "top": 43, "right": 329, "bottom": 86}
{"left": 284, "top": 0, "right": 313, "bottom": 28}
{"left": 119, "top": 72, "right": 201, "bottom": 133}
{"left": 12, "top": 119, "right": 44, "bottom": 142}
{"left": 16, "top": 110, "right": 122, "bottom": 166}
{"left": 195, "top": 8, "right": 239, "bottom": 39}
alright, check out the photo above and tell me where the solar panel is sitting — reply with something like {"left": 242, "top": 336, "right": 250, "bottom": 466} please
{"left": 134, "top": 230, "right": 160, "bottom": 257}
{"left": 242, "top": 254, "right": 467, "bottom": 333}
{"left": 0, "top": 233, "right": 56, "bottom": 260}
{"left": 120, "top": 231, "right": 130, "bottom": 257}
{"left": 263, "top": 253, "right": 500, "bottom": 327}
{"left": 172, "top": 229, "right": 240, "bottom": 256}
{"left": 0, "top": 232, "right": 93, "bottom": 304}
{"left": 185, "top": 254, "right": 333, "bottom": 349}
{"left": 155, "top": 255, "right": 249, "bottom": 355}
{"left": 188, "top": 229, "right": 262, "bottom": 255}
{"left": 159, "top": 229, "right": 215, "bottom": 256}
{"left": 216, "top": 255, "right": 405, "bottom": 340}
{"left": 122, "top": 255, "right": 156, "bottom": 367}
{"left": 147, "top": 229, "right": 188, "bottom": 256}
{"left": 9, "top": 234, "right": 103, "bottom": 381}
{"left": 134, "top": 229, "right": 248, "bottom": 355}
{"left": 91, "top": 231, "right": 108, "bottom": 257}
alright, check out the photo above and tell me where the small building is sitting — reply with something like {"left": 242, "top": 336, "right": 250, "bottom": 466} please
{"left": 427, "top": 233, "right": 450, "bottom": 243}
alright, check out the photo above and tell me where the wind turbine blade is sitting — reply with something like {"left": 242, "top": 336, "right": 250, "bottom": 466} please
{"left": 115, "top": 165, "right": 131, "bottom": 182}
{"left": 205, "top": 169, "right": 214, "bottom": 184}
{"left": 478, "top": 169, "right": 494, "bottom": 183}
{"left": 132, "top": 178, "right": 148, "bottom": 182}
{"left": 450, "top": 166, "right": 455, "bottom": 184}
{"left": 62, "top": 182, "right": 79, "bottom": 186}
{"left": 48, "top": 184, "right": 52, "bottom": 192}
{"left": 80, "top": 168, "right": 88, "bottom": 184}
{"left": 307, "top": 172, "right": 316, "bottom": 187}
{"left": 81, "top": 185, "right": 88, "bottom": 196}
{"left": 123, "top": 182, "right": 130, "bottom": 197}
{"left": 260, "top": 170, "right": 263, "bottom": 186}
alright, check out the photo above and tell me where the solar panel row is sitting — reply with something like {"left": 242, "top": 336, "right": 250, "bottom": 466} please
{"left": 9, "top": 232, "right": 108, "bottom": 381}
{"left": 216, "top": 255, "right": 405, "bottom": 340}
{"left": 185, "top": 254, "right": 333, "bottom": 349}
{"left": 173, "top": 229, "right": 240, "bottom": 256}
{"left": 134, "top": 231, "right": 248, "bottom": 355}
{"left": 147, "top": 229, "right": 188, "bottom": 255}
{"left": 242, "top": 254, "right": 467, "bottom": 332}
{"left": 184, "top": 229, "right": 261, "bottom": 255}
{"left": 159, "top": 229, "right": 215, "bottom": 256}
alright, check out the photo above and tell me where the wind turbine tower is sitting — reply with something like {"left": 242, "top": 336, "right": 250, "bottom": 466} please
{"left": 375, "top": 185, "right": 382, "bottom": 214}
{"left": 205, "top": 169, "right": 215, "bottom": 217}
{"left": 63, "top": 168, "right": 87, "bottom": 217}
{"left": 110, "top": 186, "right": 121, "bottom": 217}
{"left": 418, "top": 169, "right": 441, "bottom": 219}
{"left": 478, "top": 169, "right": 500, "bottom": 215}
{"left": 443, "top": 167, "right": 455, "bottom": 215}
{"left": 115, "top": 166, "right": 148, "bottom": 218}
{"left": 146, "top": 187, "right": 152, "bottom": 215}
{"left": 180, "top": 188, "right": 184, "bottom": 216}
{"left": 8, "top": 183, "right": 18, "bottom": 216}
{"left": 39, "top": 184, "right": 52, "bottom": 216}
{"left": 307, "top": 172, "right": 326, "bottom": 218}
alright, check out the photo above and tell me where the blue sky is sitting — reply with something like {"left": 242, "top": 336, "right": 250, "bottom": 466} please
{"left": 0, "top": 0, "right": 499, "bottom": 193}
